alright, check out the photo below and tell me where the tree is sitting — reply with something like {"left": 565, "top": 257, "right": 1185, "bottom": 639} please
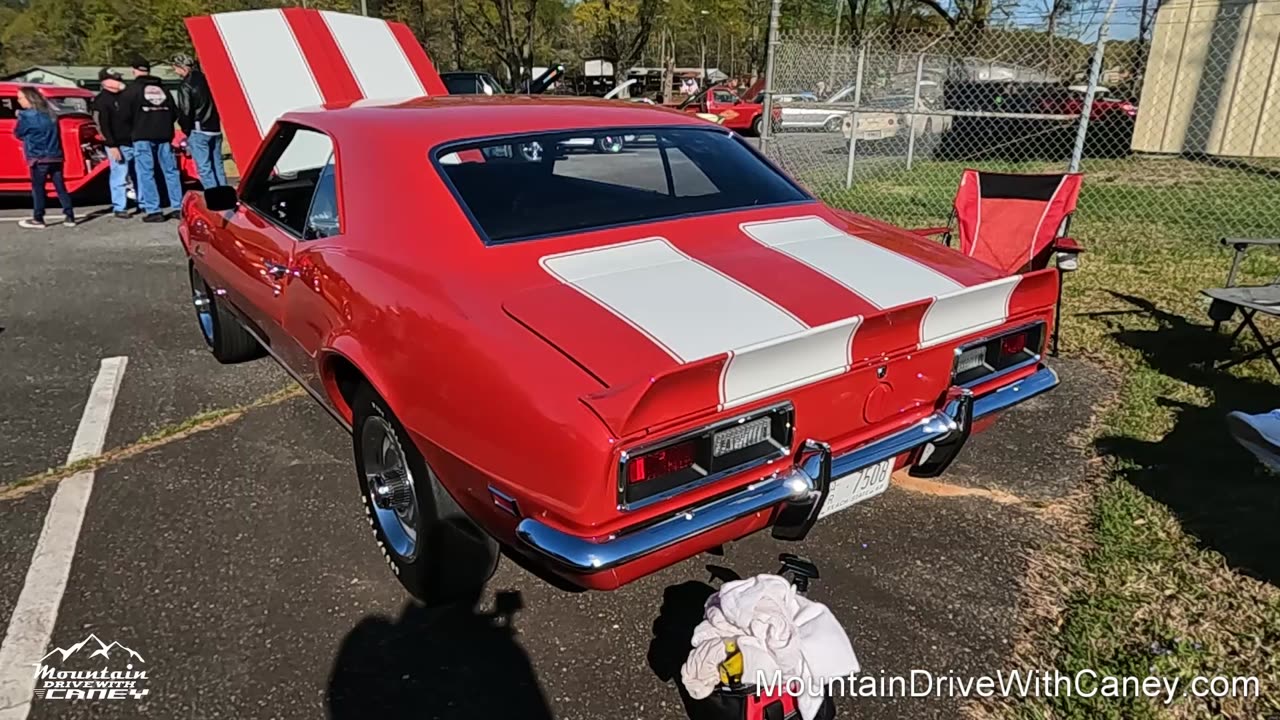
{"left": 573, "top": 0, "right": 661, "bottom": 94}
{"left": 467, "top": 0, "right": 541, "bottom": 86}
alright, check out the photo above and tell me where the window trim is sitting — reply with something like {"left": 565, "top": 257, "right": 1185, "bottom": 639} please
{"left": 239, "top": 122, "right": 342, "bottom": 240}
{"left": 428, "top": 124, "right": 815, "bottom": 247}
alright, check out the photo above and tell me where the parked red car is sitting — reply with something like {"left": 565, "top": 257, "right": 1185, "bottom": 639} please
{"left": 677, "top": 80, "right": 781, "bottom": 136}
{"left": 0, "top": 82, "right": 109, "bottom": 197}
{"left": 181, "top": 9, "right": 1060, "bottom": 603}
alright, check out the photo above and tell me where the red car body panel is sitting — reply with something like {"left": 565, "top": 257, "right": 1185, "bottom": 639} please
{"left": 0, "top": 82, "right": 110, "bottom": 196}
{"left": 181, "top": 11, "right": 1062, "bottom": 591}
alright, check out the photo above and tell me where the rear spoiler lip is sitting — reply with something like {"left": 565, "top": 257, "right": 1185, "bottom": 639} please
{"left": 580, "top": 267, "right": 1059, "bottom": 439}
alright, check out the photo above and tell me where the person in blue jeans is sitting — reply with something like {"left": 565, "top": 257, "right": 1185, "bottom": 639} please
{"left": 92, "top": 68, "right": 137, "bottom": 218}
{"left": 172, "top": 54, "right": 226, "bottom": 189}
{"left": 14, "top": 88, "right": 76, "bottom": 229}
{"left": 119, "top": 57, "right": 183, "bottom": 222}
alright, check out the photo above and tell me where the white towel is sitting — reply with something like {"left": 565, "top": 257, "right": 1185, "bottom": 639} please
{"left": 680, "top": 574, "right": 859, "bottom": 720}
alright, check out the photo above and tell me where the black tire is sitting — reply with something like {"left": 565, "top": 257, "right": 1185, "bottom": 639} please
{"left": 752, "top": 115, "right": 764, "bottom": 137}
{"left": 189, "top": 264, "right": 263, "bottom": 364}
{"left": 352, "top": 385, "right": 499, "bottom": 606}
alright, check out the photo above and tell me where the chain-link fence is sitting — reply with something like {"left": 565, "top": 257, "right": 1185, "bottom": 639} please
{"left": 760, "top": 0, "right": 1280, "bottom": 242}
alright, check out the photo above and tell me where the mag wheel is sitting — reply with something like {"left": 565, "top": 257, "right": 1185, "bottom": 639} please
{"left": 352, "top": 386, "right": 498, "bottom": 605}
{"left": 596, "top": 135, "right": 625, "bottom": 153}
{"left": 824, "top": 116, "right": 842, "bottom": 133}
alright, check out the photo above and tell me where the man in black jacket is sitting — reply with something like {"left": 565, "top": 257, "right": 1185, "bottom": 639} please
{"left": 172, "top": 53, "right": 225, "bottom": 189}
{"left": 120, "top": 56, "right": 183, "bottom": 222}
{"left": 92, "top": 69, "right": 135, "bottom": 218}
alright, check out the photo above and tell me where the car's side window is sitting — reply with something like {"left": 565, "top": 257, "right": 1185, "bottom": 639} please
{"left": 0, "top": 96, "right": 17, "bottom": 120}
{"left": 713, "top": 90, "right": 736, "bottom": 104}
{"left": 303, "top": 156, "right": 340, "bottom": 240}
{"left": 239, "top": 125, "right": 336, "bottom": 238}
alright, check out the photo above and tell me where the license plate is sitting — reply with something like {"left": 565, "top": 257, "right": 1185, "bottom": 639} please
{"left": 818, "top": 458, "right": 894, "bottom": 519}
{"left": 862, "top": 131, "right": 882, "bottom": 139}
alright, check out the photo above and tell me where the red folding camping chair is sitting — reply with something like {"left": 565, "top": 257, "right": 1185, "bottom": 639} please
{"left": 915, "top": 170, "right": 1084, "bottom": 355}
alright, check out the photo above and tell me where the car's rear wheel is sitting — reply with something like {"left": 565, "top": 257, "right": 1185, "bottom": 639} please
{"left": 824, "top": 116, "right": 842, "bottom": 132}
{"left": 352, "top": 385, "right": 499, "bottom": 606}
{"left": 752, "top": 115, "right": 764, "bottom": 136}
{"left": 189, "top": 264, "right": 263, "bottom": 364}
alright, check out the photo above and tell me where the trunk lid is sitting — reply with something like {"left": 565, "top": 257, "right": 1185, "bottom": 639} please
{"left": 502, "top": 205, "right": 1058, "bottom": 436}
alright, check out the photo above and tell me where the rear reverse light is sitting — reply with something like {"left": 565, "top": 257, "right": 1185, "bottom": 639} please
{"left": 620, "top": 404, "right": 794, "bottom": 509}
{"left": 952, "top": 323, "right": 1044, "bottom": 386}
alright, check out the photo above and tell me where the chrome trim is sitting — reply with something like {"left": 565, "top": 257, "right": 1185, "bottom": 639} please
{"left": 973, "top": 365, "right": 1059, "bottom": 418}
{"left": 516, "top": 366, "right": 1059, "bottom": 573}
{"left": 617, "top": 402, "right": 794, "bottom": 512}
{"left": 518, "top": 469, "right": 817, "bottom": 572}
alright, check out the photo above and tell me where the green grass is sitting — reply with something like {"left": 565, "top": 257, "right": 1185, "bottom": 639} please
{"left": 820, "top": 155, "right": 1280, "bottom": 717}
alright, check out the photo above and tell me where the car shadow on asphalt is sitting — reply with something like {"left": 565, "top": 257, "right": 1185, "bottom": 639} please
{"left": 1090, "top": 291, "right": 1280, "bottom": 587}
{"left": 326, "top": 589, "right": 554, "bottom": 720}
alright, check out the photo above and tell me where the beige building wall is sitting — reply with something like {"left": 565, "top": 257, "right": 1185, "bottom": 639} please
{"left": 1133, "top": 0, "right": 1280, "bottom": 157}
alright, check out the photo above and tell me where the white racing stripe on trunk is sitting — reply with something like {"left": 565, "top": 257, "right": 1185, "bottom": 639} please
{"left": 720, "top": 316, "right": 862, "bottom": 409}
{"left": 320, "top": 12, "right": 426, "bottom": 100}
{"left": 742, "top": 216, "right": 964, "bottom": 309}
{"left": 212, "top": 10, "right": 325, "bottom": 137}
{"left": 542, "top": 238, "right": 805, "bottom": 362}
{"left": 919, "top": 275, "right": 1020, "bottom": 347}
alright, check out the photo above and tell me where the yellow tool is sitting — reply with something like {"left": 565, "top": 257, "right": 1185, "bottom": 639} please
{"left": 717, "top": 639, "right": 744, "bottom": 687}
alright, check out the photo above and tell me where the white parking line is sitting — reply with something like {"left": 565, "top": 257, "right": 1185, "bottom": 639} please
{"left": 0, "top": 357, "right": 127, "bottom": 720}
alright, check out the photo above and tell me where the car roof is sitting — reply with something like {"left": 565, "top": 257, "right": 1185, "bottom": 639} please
{"left": 282, "top": 95, "right": 713, "bottom": 147}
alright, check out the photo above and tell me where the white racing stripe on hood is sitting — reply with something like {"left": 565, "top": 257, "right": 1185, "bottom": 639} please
{"left": 212, "top": 10, "right": 324, "bottom": 138}
{"left": 742, "top": 215, "right": 963, "bottom": 309}
{"left": 320, "top": 11, "right": 426, "bottom": 100}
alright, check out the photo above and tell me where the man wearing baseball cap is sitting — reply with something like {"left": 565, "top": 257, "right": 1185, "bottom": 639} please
{"left": 119, "top": 55, "right": 183, "bottom": 222}
{"left": 172, "top": 53, "right": 225, "bottom": 189}
{"left": 92, "top": 69, "right": 136, "bottom": 218}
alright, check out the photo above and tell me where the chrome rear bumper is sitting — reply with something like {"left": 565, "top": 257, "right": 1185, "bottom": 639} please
{"left": 516, "top": 366, "right": 1059, "bottom": 573}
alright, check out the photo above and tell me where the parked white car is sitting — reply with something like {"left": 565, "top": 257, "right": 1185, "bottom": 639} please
{"left": 775, "top": 92, "right": 847, "bottom": 132}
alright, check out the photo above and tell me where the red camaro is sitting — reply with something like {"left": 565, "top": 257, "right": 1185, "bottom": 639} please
{"left": 180, "top": 9, "right": 1060, "bottom": 602}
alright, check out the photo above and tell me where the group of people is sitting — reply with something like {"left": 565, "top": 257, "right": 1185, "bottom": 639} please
{"left": 13, "top": 54, "right": 223, "bottom": 229}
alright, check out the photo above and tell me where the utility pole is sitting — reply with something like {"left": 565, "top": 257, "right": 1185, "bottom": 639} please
{"left": 360, "top": 0, "right": 368, "bottom": 15}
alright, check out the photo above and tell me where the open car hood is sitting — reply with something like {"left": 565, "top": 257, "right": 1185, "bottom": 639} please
{"left": 185, "top": 8, "right": 446, "bottom": 173}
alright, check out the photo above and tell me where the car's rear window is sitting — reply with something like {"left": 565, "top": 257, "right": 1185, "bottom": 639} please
{"left": 435, "top": 127, "right": 809, "bottom": 244}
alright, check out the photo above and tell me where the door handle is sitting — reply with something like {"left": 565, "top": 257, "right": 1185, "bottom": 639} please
{"left": 262, "top": 261, "right": 289, "bottom": 279}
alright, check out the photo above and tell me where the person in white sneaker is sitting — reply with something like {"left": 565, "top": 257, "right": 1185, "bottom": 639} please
{"left": 1227, "top": 410, "right": 1280, "bottom": 472}
{"left": 14, "top": 88, "right": 76, "bottom": 229}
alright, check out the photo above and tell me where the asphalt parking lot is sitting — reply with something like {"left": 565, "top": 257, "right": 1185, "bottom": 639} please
{"left": 0, "top": 195, "right": 1110, "bottom": 719}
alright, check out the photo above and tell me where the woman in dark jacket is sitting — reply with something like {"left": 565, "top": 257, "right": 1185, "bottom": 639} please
{"left": 14, "top": 87, "right": 76, "bottom": 229}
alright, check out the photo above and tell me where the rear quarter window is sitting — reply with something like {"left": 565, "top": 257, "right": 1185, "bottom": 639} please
{"left": 435, "top": 127, "right": 808, "bottom": 244}
{"left": 0, "top": 96, "right": 16, "bottom": 120}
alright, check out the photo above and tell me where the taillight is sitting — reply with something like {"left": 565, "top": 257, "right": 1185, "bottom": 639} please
{"left": 626, "top": 441, "right": 696, "bottom": 483}
{"left": 952, "top": 324, "right": 1044, "bottom": 386}
{"left": 620, "top": 404, "right": 794, "bottom": 508}
{"left": 1000, "top": 333, "right": 1027, "bottom": 356}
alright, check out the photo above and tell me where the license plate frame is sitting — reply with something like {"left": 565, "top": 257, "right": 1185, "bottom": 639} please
{"left": 817, "top": 458, "right": 894, "bottom": 519}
